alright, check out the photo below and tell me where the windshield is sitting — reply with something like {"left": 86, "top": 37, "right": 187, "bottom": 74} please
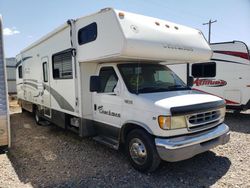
{"left": 118, "top": 63, "right": 188, "bottom": 94}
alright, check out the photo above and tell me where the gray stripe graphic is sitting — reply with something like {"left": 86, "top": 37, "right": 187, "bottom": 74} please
{"left": 16, "top": 56, "right": 32, "bottom": 67}
{"left": 44, "top": 84, "right": 74, "bottom": 112}
{"left": 18, "top": 81, "right": 74, "bottom": 112}
{"left": 24, "top": 82, "right": 38, "bottom": 89}
{"left": 24, "top": 79, "right": 38, "bottom": 83}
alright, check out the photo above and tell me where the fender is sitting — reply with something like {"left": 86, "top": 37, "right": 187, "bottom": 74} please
{"left": 119, "top": 120, "right": 154, "bottom": 143}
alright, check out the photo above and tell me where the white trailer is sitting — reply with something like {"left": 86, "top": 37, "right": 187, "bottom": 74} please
{"left": 0, "top": 16, "right": 10, "bottom": 150}
{"left": 16, "top": 8, "right": 230, "bottom": 172}
{"left": 169, "top": 41, "right": 250, "bottom": 111}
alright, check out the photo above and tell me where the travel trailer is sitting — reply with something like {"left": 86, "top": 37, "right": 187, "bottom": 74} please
{"left": 16, "top": 8, "right": 230, "bottom": 172}
{"left": 0, "top": 16, "right": 10, "bottom": 150}
{"left": 168, "top": 41, "right": 250, "bottom": 111}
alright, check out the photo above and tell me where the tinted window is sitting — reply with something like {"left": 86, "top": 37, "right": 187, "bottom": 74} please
{"left": 192, "top": 62, "right": 216, "bottom": 78}
{"left": 43, "top": 62, "right": 48, "bottom": 82}
{"left": 52, "top": 50, "right": 72, "bottom": 79}
{"left": 99, "top": 67, "right": 118, "bottom": 93}
{"left": 18, "top": 66, "right": 22, "bottom": 78}
{"left": 78, "top": 22, "right": 97, "bottom": 45}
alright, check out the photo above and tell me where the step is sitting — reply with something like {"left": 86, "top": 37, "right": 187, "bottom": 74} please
{"left": 39, "top": 120, "right": 50, "bottom": 126}
{"left": 93, "top": 136, "right": 119, "bottom": 150}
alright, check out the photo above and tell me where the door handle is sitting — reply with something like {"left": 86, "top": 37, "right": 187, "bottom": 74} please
{"left": 94, "top": 104, "right": 97, "bottom": 111}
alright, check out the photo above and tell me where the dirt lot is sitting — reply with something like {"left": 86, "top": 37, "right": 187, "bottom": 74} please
{"left": 0, "top": 101, "right": 250, "bottom": 188}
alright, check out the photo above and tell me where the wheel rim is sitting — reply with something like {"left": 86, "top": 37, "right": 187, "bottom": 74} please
{"left": 129, "top": 138, "right": 147, "bottom": 165}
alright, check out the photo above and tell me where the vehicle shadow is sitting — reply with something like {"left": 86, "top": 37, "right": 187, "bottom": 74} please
{"left": 225, "top": 112, "right": 250, "bottom": 134}
{"left": 6, "top": 112, "right": 231, "bottom": 188}
{"left": 152, "top": 151, "right": 231, "bottom": 187}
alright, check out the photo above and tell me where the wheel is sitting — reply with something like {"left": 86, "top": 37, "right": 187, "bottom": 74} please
{"left": 34, "top": 107, "right": 42, "bottom": 125}
{"left": 126, "top": 129, "right": 161, "bottom": 172}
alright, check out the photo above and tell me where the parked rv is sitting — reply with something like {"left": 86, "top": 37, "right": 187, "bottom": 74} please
{"left": 168, "top": 41, "right": 250, "bottom": 111}
{"left": 16, "top": 8, "right": 230, "bottom": 172}
{"left": 0, "top": 16, "right": 11, "bottom": 150}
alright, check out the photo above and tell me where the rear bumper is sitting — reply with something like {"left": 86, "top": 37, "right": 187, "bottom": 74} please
{"left": 155, "top": 123, "right": 230, "bottom": 162}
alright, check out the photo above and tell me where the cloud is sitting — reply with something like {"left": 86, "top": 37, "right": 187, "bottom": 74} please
{"left": 3, "top": 27, "right": 20, "bottom": 36}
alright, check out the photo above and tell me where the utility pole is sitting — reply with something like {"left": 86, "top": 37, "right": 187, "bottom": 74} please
{"left": 203, "top": 19, "right": 217, "bottom": 43}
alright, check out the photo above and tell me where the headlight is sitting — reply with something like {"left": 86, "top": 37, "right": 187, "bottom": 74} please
{"left": 158, "top": 115, "right": 187, "bottom": 130}
{"left": 171, "top": 116, "right": 187, "bottom": 129}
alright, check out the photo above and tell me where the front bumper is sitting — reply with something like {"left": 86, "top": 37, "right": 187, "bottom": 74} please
{"left": 155, "top": 123, "right": 230, "bottom": 162}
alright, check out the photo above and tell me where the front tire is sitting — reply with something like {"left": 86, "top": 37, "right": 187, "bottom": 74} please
{"left": 126, "top": 129, "right": 161, "bottom": 172}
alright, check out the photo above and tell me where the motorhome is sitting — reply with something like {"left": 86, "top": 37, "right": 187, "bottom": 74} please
{"left": 169, "top": 41, "right": 250, "bottom": 111}
{"left": 16, "top": 8, "right": 230, "bottom": 172}
{"left": 0, "top": 16, "right": 10, "bottom": 150}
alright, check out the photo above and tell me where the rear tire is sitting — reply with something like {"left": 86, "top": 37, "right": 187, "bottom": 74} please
{"left": 126, "top": 129, "right": 161, "bottom": 172}
{"left": 34, "top": 107, "right": 42, "bottom": 125}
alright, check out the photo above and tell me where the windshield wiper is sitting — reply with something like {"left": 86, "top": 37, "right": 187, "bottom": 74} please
{"left": 136, "top": 85, "right": 190, "bottom": 94}
{"left": 137, "top": 87, "right": 170, "bottom": 93}
{"left": 167, "top": 85, "right": 190, "bottom": 90}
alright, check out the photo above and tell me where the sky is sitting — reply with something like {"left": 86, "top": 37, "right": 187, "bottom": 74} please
{"left": 0, "top": 0, "right": 250, "bottom": 58}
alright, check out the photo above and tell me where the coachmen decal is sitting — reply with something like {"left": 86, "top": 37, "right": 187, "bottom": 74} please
{"left": 193, "top": 78, "right": 227, "bottom": 87}
{"left": 98, "top": 106, "right": 121, "bottom": 118}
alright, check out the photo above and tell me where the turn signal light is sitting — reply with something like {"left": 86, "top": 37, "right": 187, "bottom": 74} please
{"left": 158, "top": 116, "right": 171, "bottom": 130}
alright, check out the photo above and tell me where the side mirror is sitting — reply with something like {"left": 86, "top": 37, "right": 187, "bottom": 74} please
{"left": 187, "top": 76, "right": 194, "bottom": 87}
{"left": 90, "top": 76, "right": 101, "bottom": 92}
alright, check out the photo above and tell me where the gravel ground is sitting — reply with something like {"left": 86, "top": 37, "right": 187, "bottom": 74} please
{"left": 0, "top": 103, "right": 250, "bottom": 188}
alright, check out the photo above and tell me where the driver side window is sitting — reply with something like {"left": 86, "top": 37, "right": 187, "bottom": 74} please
{"left": 99, "top": 67, "right": 118, "bottom": 93}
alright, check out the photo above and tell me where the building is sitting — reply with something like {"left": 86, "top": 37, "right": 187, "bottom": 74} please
{"left": 5, "top": 57, "right": 16, "bottom": 94}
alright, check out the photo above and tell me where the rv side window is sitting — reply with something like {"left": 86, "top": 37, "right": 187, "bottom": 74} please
{"left": 78, "top": 22, "right": 97, "bottom": 45}
{"left": 192, "top": 62, "right": 216, "bottom": 78}
{"left": 98, "top": 67, "right": 118, "bottom": 93}
{"left": 43, "top": 62, "right": 48, "bottom": 82}
{"left": 18, "top": 66, "right": 23, "bottom": 78}
{"left": 52, "top": 51, "right": 73, "bottom": 79}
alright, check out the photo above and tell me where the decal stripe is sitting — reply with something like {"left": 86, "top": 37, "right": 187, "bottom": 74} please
{"left": 15, "top": 56, "right": 33, "bottom": 67}
{"left": 44, "top": 84, "right": 74, "bottom": 112}
{"left": 192, "top": 88, "right": 240, "bottom": 105}
{"left": 17, "top": 81, "right": 74, "bottom": 112}
{"left": 24, "top": 79, "right": 38, "bottom": 83}
{"left": 211, "top": 58, "right": 249, "bottom": 65}
{"left": 214, "top": 50, "right": 249, "bottom": 60}
{"left": 23, "top": 82, "right": 38, "bottom": 89}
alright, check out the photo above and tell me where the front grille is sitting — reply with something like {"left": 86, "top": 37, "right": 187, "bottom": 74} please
{"left": 187, "top": 110, "right": 221, "bottom": 131}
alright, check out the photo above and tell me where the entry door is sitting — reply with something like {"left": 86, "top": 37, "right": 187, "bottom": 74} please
{"left": 92, "top": 67, "right": 123, "bottom": 135}
{"left": 41, "top": 57, "right": 51, "bottom": 117}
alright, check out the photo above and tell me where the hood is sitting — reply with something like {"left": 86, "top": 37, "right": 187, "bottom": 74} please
{"left": 139, "top": 90, "right": 224, "bottom": 112}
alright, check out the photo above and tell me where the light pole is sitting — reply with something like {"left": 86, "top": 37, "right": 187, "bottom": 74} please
{"left": 203, "top": 19, "right": 217, "bottom": 43}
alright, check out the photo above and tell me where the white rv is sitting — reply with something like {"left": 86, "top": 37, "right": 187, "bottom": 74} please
{"left": 0, "top": 16, "right": 10, "bottom": 150}
{"left": 169, "top": 41, "right": 250, "bottom": 111}
{"left": 16, "top": 8, "right": 230, "bottom": 172}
